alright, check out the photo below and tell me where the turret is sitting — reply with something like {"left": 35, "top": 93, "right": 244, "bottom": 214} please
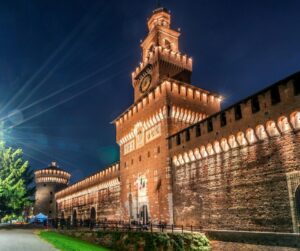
{"left": 34, "top": 161, "right": 71, "bottom": 218}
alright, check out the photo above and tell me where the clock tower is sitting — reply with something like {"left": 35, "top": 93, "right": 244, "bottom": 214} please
{"left": 114, "top": 7, "right": 221, "bottom": 225}
{"left": 132, "top": 7, "right": 193, "bottom": 101}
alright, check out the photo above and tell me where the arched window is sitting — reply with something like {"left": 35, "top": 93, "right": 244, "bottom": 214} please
{"left": 164, "top": 39, "right": 171, "bottom": 49}
{"left": 148, "top": 44, "right": 155, "bottom": 52}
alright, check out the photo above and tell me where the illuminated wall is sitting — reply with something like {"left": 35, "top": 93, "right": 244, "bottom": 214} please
{"left": 169, "top": 74, "right": 300, "bottom": 232}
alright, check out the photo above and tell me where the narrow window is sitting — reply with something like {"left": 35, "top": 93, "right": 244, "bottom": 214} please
{"left": 176, "top": 135, "right": 181, "bottom": 145}
{"left": 207, "top": 118, "right": 213, "bottom": 132}
{"left": 185, "top": 130, "right": 190, "bottom": 141}
{"left": 251, "top": 96, "right": 260, "bottom": 113}
{"left": 167, "top": 105, "right": 171, "bottom": 117}
{"left": 131, "top": 159, "right": 134, "bottom": 165}
{"left": 195, "top": 124, "right": 201, "bottom": 137}
{"left": 165, "top": 39, "right": 171, "bottom": 49}
{"left": 147, "top": 151, "right": 150, "bottom": 158}
{"left": 157, "top": 146, "right": 160, "bottom": 154}
{"left": 139, "top": 156, "right": 142, "bottom": 162}
{"left": 270, "top": 86, "right": 281, "bottom": 105}
{"left": 124, "top": 162, "right": 127, "bottom": 168}
{"left": 234, "top": 104, "right": 242, "bottom": 120}
{"left": 220, "top": 112, "right": 227, "bottom": 127}
{"left": 294, "top": 79, "right": 300, "bottom": 96}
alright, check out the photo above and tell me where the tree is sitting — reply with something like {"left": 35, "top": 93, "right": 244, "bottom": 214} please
{"left": 0, "top": 141, "right": 35, "bottom": 220}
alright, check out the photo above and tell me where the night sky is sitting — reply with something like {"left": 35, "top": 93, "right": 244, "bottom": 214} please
{"left": 0, "top": 0, "right": 299, "bottom": 183}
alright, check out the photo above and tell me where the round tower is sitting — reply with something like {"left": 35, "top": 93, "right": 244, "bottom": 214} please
{"left": 34, "top": 161, "right": 71, "bottom": 218}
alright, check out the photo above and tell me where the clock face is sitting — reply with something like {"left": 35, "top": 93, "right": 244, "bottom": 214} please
{"left": 139, "top": 74, "right": 152, "bottom": 93}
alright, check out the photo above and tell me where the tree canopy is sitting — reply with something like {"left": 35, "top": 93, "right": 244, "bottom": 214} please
{"left": 0, "top": 140, "right": 35, "bottom": 220}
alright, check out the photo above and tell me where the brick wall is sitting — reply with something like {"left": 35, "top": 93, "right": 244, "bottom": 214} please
{"left": 173, "top": 131, "right": 300, "bottom": 232}
{"left": 170, "top": 72, "right": 300, "bottom": 232}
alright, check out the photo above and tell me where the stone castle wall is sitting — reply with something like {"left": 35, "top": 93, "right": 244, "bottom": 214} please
{"left": 169, "top": 73, "right": 300, "bottom": 232}
{"left": 55, "top": 163, "right": 121, "bottom": 222}
{"left": 172, "top": 130, "right": 299, "bottom": 232}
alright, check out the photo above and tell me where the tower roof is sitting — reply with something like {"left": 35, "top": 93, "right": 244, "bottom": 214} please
{"left": 147, "top": 6, "right": 171, "bottom": 31}
{"left": 35, "top": 161, "right": 68, "bottom": 173}
{"left": 152, "top": 6, "right": 169, "bottom": 15}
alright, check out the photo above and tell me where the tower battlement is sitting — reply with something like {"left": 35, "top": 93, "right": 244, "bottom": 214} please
{"left": 131, "top": 46, "right": 193, "bottom": 83}
{"left": 34, "top": 161, "right": 71, "bottom": 218}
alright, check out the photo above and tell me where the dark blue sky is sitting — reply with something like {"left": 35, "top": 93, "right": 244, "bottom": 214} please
{"left": 0, "top": 0, "right": 299, "bottom": 182}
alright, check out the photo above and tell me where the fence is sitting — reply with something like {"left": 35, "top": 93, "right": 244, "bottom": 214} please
{"left": 48, "top": 218, "right": 203, "bottom": 233}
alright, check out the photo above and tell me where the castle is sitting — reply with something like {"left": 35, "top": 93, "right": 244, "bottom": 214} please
{"left": 35, "top": 7, "right": 300, "bottom": 233}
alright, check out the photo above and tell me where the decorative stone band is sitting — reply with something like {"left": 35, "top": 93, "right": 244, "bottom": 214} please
{"left": 55, "top": 162, "right": 120, "bottom": 199}
{"left": 118, "top": 105, "right": 206, "bottom": 146}
{"left": 172, "top": 111, "right": 300, "bottom": 166}
{"left": 56, "top": 177, "right": 120, "bottom": 203}
{"left": 36, "top": 176, "right": 69, "bottom": 184}
{"left": 170, "top": 105, "right": 206, "bottom": 124}
{"left": 113, "top": 80, "right": 221, "bottom": 126}
{"left": 35, "top": 169, "right": 70, "bottom": 182}
{"left": 118, "top": 106, "right": 167, "bottom": 146}
{"left": 131, "top": 45, "right": 193, "bottom": 80}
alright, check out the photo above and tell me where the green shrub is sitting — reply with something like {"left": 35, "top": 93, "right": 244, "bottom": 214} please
{"left": 96, "top": 231, "right": 210, "bottom": 251}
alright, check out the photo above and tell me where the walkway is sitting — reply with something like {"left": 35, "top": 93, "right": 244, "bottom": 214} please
{"left": 0, "top": 229, "right": 58, "bottom": 251}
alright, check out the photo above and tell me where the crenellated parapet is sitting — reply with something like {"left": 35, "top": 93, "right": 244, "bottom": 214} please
{"left": 113, "top": 79, "right": 221, "bottom": 128}
{"left": 131, "top": 46, "right": 192, "bottom": 83}
{"left": 55, "top": 162, "right": 120, "bottom": 200}
{"left": 117, "top": 105, "right": 206, "bottom": 146}
{"left": 169, "top": 72, "right": 300, "bottom": 164}
{"left": 35, "top": 161, "right": 70, "bottom": 185}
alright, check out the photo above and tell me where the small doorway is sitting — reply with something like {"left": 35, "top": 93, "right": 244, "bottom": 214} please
{"left": 72, "top": 210, "right": 77, "bottom": 227}
{"left": 90, "top": 207, "right": 96, "bottom": 228}
{"left": 90, "top": 207, "right": 96, "bottom": 220}
{"left": 140, "top": 205, "right": 148, "bottom": 225}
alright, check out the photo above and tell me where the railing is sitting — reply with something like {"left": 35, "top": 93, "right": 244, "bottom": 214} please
{"left": 47, "top": 219, "right": 203, "bottom": 233}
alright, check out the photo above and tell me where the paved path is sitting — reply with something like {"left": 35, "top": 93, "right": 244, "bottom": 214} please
{"left": 0, "top": 229, "right": 58, "bottom": 251}
{"left": 211, "top": 241, "right": 300, "bottom": 251}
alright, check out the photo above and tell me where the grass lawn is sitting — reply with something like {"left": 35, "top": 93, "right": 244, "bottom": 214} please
{"left": 39, "top": 231, "right": 110, "bottom": 251}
